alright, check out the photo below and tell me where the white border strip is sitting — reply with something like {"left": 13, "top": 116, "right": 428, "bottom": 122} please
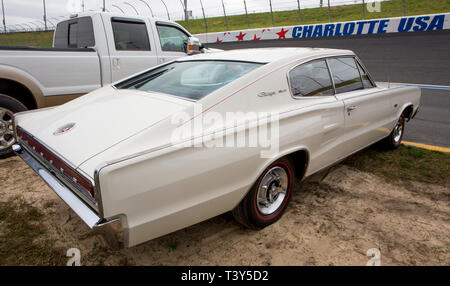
{"left": 195, "top": 13, "right": 450, "bottom": 44}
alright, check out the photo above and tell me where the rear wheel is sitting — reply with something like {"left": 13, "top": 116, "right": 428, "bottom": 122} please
{"left": 383, "top": 114, "right": 405, "bottom": 149}
{"left": 0, "top": 94, "right": 27, "bottom": 158}
{"left": 232, "top": 157, "right": 294, "bottom": 229}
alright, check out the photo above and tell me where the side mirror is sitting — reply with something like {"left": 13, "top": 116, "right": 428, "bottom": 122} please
{"left": 186, "top": 37, "right": 202, "bottom": 55}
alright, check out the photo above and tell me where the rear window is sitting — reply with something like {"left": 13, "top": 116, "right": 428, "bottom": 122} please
{"left": 54, "top": 17, "right": 95, "bottom": 48}
{"left": 111, "top": 19, "right": 151, "bottom": 51}
{"left": 116, "top": 61, "right": 263, "bottom": 101}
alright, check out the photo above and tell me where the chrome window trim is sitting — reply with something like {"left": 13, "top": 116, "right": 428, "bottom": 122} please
{"left": 286, "top": 57, "right": 337, "bottom": 100}
{"left": 354, "top": 56, "right": 377, "bottom": 88}
{"left": 326, "top": 55, "right": 367, "bottom": 95}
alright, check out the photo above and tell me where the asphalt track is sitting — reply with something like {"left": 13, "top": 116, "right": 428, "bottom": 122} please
{"left": 206, "top": 30, "right": 450, "bottom": 148}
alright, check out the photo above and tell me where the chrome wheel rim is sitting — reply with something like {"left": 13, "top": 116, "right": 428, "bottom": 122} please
{"left": 0, "top": 107, "right": 15, "bottom": 151}
{"left": 256, "top": 166, "right": 288, "bottom": 215}
{"left": 393, "top": 119, "right": 403, "bottom": 143}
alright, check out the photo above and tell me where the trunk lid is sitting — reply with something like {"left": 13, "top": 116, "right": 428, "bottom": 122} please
{"left": 17, "top": 88, "right": 192, "bottom": 168}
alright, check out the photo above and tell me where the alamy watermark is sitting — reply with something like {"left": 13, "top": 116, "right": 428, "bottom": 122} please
{"left": 170, "top": 104, "right": 280, "bottom": 159}
{"left": 367, "top": 1, "right": 382, "bottom": 13}
{"left": 366, "top": 248, "right": 381, "bottom": 266}
{"left": 66, "top": 248, "right": 81, "bottom": 266}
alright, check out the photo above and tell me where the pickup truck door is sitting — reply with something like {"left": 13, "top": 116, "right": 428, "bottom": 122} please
{"left": 330, "top": 57, "right": 392, "bottom": 154}
{"left": 104, "top": 16, "right": 159, "bottom": 83}
{"left": 150, "top": 21, "right": 190, "bottom": 65}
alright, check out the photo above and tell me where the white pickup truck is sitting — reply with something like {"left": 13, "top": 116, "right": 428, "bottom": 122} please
{"left": 0, "top": 12, "right": 211, "bottom": 157}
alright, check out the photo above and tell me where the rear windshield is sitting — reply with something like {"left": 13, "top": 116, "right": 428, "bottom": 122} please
{"left": 115, "top": 61, "right": 263, "bottom": 101}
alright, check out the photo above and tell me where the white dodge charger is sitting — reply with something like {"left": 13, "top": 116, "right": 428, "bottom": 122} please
{"left": 12, "top": 48, "right": 420, "bottom": 247}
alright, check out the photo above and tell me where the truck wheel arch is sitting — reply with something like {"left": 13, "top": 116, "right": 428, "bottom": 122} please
{"left": 0, "top": 66, "right": 45, "bottom": 109}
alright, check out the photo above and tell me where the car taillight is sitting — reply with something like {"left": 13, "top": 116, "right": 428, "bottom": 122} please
{"left": 16, "top": 127, "right": 95, "bottom": 198}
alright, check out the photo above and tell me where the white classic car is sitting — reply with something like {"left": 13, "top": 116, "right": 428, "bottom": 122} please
{"left": 12, "top": 48, "right": 420, "bottom": 247}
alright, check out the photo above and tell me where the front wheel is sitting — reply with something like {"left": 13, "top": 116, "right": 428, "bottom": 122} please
{"left": 383, "top": 114, "right": 405, "bottom": 149}
{"left": 232, "top": 157, "right": 294, "bottom": 229}
{"left": 0, "top": 94, "right": 27, "bottom": 158}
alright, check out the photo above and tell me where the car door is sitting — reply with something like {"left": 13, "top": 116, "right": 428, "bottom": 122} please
{"left": 105, "top": 16, "right": 159, "bottom": 83}
{"left": 152, "top": 22, "right": 190, "bottom": 65}
{"left": 330, "top": 56, "right": 392, "bottom": 155}
{"left": 287, "top": 59, "right": 346, "bottom": 174}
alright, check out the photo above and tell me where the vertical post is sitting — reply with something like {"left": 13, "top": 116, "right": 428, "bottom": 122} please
{"left": 182, "top": 0, "right": 190, "bottom": 31}
{"left": 199, "top": 0, "right": 207, "bottom": 34}
{"left": 269, "top": 0, "right": 274, "bottom": 26}
{"left": 243, "top": 0, "right": 249, "bottom": 28}
{"left": 1, "top": 0, "right": 6, "bottom": 34}
{"left": 103, "top": 0, "right": 106, "bottom": 12}
{"left": 43, "top": 0, "right": 47, "bottom": 31}
{"left": 297, "top": 0, "right": 301, "bottom": 25}
{"left": 362, "top": 0, "right": 365, "bottom": 19}
{"left": 327, "top": 0, "right": 331, "bottom": 23}
{"left": 221, "top": 0, "right": 228, "bottom": 30}
{"left": 403, "top": 0, "right": 406, "bottom": 16}
{"left": 82, "top": 0, "right": 85, "bottom": 12}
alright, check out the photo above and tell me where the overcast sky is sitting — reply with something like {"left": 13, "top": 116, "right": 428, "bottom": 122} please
{"left": 1, "top": 0, "right": 366, "bottom": 28}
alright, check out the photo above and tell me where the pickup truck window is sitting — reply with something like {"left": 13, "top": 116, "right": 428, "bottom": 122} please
{"left": 356, "top": 61, "right": 376, "bottom": 88}
{"left": 327, "top": 57, "right": 364, "bottom": 94}
{"left": 156, "top": 24, "right": 189, "bottom": 53}
{"left": 54, "top": 17, "right": 95, "bottom": 48}
{"left": 289, "top": 60, "right": 334, "bottom": 97}
{"left": 111, "top": 19, "right": 151, "bottom": 51}
{"left": 68, "top": 23, "right": 78, "bottom": 48}
{"left": 116, "top": 61, "right": 263, "bottom": 100}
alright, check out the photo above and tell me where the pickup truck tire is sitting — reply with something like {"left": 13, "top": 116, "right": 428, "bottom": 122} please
{"left": 0, "top": 94, "right": 27, "bottom": 158}
{"left": 232, "top": 157, "right": 294, "bottom": 230}
{"left": 384, "top": 114, "right": 405, "bottom": 150}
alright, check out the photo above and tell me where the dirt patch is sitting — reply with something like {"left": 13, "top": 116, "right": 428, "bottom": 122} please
{"left": 0, "top": 155, "right": 449, "bottom": 266}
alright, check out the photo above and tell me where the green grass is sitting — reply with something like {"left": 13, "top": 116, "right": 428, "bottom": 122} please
{"left": 180, "top": 0, "right": 450, "bottom": 34}
{"left": 0, "top": 196, "right": 65, "bottom": 265}
{"left": 1, "top": 0, "right": 449, "bottom": 47}
{"left": 344, "top": 145, "right": 450, "bottom": 186}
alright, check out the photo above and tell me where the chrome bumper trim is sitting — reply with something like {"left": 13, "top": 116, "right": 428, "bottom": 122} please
{"left": 13, "top": 144, "right": 103, "bottom": 228}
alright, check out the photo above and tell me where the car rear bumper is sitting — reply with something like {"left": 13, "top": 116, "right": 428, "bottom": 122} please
{"left": 13, "top": 144, "right": 105, "bottom": 228}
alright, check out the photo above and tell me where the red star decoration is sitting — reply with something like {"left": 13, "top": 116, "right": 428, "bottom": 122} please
{"left": 216, "top": 37, "right": 223, "bottom": 43}
{"left": 276, "top": 28, "right": 289, "bottom": 39}
{"left": 253, "top": 34, "right": 261, "bottom": 41}
{"left": 236, "top": 31, "right": 246, "bottom": 41}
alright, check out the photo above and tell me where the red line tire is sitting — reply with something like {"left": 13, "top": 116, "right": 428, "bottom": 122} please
{"left": 232, "top": 157, "right": 294, "bottom": 230}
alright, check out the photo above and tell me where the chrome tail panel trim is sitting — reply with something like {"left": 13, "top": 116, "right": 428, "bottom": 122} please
{"left": 14, "top": 144, "right": 103, "bottom": 228}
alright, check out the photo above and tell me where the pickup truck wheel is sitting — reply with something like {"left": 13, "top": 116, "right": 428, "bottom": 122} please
{"left": 0, "top": 94, "right": 27, "bottom": 158}
{"left": 232, "top": 158, "right": 294, "bottom": 230}
{"left": 384, "top": 114, "right": 405, "bottom": 149}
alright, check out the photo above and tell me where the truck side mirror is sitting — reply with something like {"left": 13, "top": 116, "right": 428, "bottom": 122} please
{"left": 186, "top": 37, "right": 202, "bottom": 55}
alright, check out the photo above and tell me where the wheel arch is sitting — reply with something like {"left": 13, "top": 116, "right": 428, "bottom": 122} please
{"left": 0, "top": 65, "right": 45, "bottom": 109}
{"left": 401, "top": 104, "right": 414, "bottom": 122}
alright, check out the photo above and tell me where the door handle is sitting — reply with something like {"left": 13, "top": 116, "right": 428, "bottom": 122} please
{"left": 112, "top": 58, "right": 120, "bottom": 69}
{"left": 347, "top": 106, "right": 357, "bottom": 112}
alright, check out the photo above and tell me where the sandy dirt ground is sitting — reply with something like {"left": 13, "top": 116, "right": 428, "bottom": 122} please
{"left": 0, "top": 156, "right": 449, "bottom": 266}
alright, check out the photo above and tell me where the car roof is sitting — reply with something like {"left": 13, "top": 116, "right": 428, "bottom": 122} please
{"left": 181, "top": 47, "right": 355, "bottom": 64}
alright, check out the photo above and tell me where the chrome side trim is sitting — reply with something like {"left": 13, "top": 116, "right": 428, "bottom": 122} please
{"left": 14, "top": 144, "right": 103, "bottom": 228}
